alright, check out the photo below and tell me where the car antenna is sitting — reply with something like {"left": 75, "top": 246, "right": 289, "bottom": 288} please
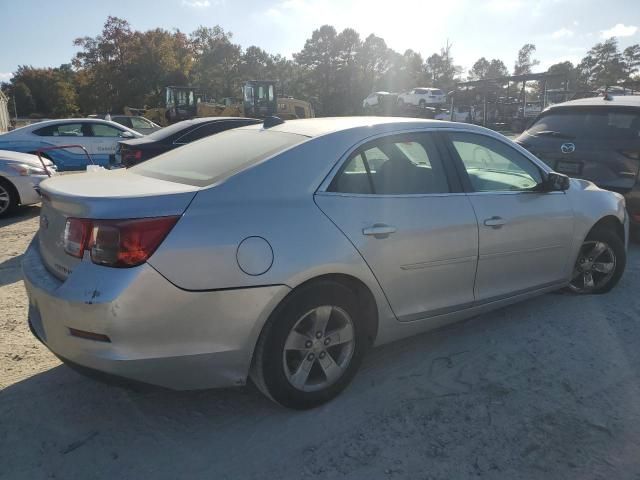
{"left": 263, "top": 116, "right": 285, "bottom": 128}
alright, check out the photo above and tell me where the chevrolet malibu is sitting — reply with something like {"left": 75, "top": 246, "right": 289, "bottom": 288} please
{"left": 23, "top": 117, "right": 627, "bottom": 409}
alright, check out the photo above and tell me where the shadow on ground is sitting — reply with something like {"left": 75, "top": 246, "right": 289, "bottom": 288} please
{"left": 0, "top": 206, "right": 40, "bottom": 229}
{"left": 0, "top": 254, "right": 24, "bottom": 287}
{"left": 2, "top": 247, "right": 640, "bottom": 479}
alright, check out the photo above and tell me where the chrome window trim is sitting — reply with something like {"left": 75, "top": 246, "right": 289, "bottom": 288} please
{"left": 317, "top": 127, "right": 451, "bottom": 196}
{"left": 316, "top": 125, "right": 556, "bottom": 198}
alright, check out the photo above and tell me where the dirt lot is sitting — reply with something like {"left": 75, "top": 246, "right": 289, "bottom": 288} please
{"left": 1, "top": 207, "right": 640, "bottom": 480}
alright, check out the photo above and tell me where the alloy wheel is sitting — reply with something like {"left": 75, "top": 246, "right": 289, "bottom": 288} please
{"left": 282, "top": 305, "right": 355, "bottom": 392}
{"left": 0, "top": 184, "right": 10, "bottom": 215}
{"left": 568, "top": 240, "right": 616, "bottom": 293}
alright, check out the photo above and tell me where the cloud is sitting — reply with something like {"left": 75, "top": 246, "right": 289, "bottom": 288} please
{"left": 181, "top": 0, "right": 211, "bottom": 8}
{"left": 550, "top": 27, "right": 574, "bottom": 39}
{"left": 600, "top": 23, "right": 638, "bottom": 38}
{"left": 486, "top": 0, "right": 524, "bottom": 12}
{"left": 0, "top": 72, "right": 13, "bottom": 82}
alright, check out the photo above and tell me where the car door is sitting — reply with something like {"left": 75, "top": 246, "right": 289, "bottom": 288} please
{"left": 443, "top": 131, "right": 575, "bottom": 301}
{"left": 315, "top": 131, "right": 479, "bottom": 322}
{"left": 88, "top": 122, "right": 127, "bottom": 166}
{"left": 32, "top": 122, "right": 87, "bottom": 170}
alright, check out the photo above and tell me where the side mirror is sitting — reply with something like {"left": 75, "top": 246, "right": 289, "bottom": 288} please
{"left": 120, "top": 131, "right": 135, "bottom": 139}
{"left": 543, "top": 172, "right": 570, "bottom": 191}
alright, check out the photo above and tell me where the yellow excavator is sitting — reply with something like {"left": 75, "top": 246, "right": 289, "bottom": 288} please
{"left": 125, "top": 81, "right": 314, "bottom": 126}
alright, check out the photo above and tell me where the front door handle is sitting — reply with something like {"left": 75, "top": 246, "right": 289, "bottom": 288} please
{"left": 363, "top": 224, "right": 397, "bottom": 238}
{"left": 484, "top": 216, "right": 507, "bottom": 228}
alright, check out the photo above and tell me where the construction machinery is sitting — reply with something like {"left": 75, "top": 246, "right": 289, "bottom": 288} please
{"left": 125, "top": 81, "right": 313, "bottom": 127}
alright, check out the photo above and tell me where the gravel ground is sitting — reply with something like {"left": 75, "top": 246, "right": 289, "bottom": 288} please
{"left": 1, "top": 206, "right": 640, "bottom": 479}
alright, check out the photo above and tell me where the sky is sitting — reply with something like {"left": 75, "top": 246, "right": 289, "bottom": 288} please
{"left": 1, "top": 0, "right": 640, "bottom": 83}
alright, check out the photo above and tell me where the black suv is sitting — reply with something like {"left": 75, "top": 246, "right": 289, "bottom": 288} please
{"left": 516, "top": 95, "right": 640, "bottom": 234}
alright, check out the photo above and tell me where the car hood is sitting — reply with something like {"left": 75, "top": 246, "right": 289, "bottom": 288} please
{"left": 0, "top": 149, "right": 54, "bottom": 167}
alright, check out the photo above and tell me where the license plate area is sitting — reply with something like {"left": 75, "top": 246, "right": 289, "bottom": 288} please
{"left": 555, "top": 160, "right": 583, "bottom": 176}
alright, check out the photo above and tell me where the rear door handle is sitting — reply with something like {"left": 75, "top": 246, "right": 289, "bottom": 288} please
{"left": 484, "top": 216, "right": 507, "bottom": 228}
{"left": 363, "top": 224, "right": 397, "bottom": 238}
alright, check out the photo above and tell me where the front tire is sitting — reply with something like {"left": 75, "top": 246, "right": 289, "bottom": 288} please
{"left": 250, "top": 280, "right": 368, "bottom": 409}
{"left": 568, "top": 228, "right": 625, "bottom": 294}
{"left": 0, "top": 178, "right": 19, "bottom": 218}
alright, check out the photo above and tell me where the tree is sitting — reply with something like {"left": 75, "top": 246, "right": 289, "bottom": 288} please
{"left": 73, "top": 16, "right": 137, "bottom": 112}
{"left": 189, "top": 25, "right": 242, "bottom": 100}
{"left": 514, "top": 44, "right": 540, "bottom": 75}
{"left": 4, "top": 66, "right": 78, "bottom": 117}
{"left": 577, "top": 38, "right": 626, "bottom": 88}
{"left": 424, "top": 42, "right": 462, "bottom": 92}
{"left": 356, "top": 34, "right": 392, "bottom": 95}
{"left": 546, "top": 61, "right": 578, "bottom": 90}
{"left": 294, "top": 25, "right": 341, "bottom": 115}
{"left": 623, "top": 44, "right": 640, "bottom": 79}
{"left": 469, "top": 57, "right": 509, "bottom": 80}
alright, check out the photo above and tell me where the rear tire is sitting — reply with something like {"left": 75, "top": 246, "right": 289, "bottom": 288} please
{"left": 567, "top": 227, "right": 625, "bottom": 294}
{"left": 250, "top": 280, "right": 368, "bottom": 409}
{"left": 0, "top": 178, "right": 19, "bottom": 218}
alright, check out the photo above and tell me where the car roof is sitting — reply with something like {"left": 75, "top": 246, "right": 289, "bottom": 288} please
{"left": 548, "top": 95, "right": 640, "bottom": 110}
{"left": 241, "top": 116, "right": 488, "bottom": 138}
{"left": 177, "top": 116, "right": 258, "bottom": 126}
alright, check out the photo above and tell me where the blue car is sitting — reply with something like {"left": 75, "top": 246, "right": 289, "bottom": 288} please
{"left": 0, "top": 118, "right": 142, "bottom": 171}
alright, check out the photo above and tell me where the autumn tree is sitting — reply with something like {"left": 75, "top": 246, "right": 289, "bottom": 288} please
{"left": 514, "top": 44, "right": 540, "bottom": 75}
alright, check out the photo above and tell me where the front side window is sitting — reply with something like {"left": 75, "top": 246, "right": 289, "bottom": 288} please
{"left": 328, "top": 133, "right": 450, "bottom": 195}
{"left": 91, "top": 124, "right": 123, "bottom": 137}
{"left": 449, "top": 132, "right": 542, "bottom": 192}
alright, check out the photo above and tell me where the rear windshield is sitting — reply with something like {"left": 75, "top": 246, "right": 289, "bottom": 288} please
{"left": 145, "top": 120, "right": 203, "bottom": 141}
{"left": 526, "top": 107, "right": 640, "bottom": 140}
{"left": 132, "top": 128, "right": 307, "bottom": 186}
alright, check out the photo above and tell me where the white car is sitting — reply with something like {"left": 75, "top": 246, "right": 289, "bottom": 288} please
{"left": 0, "top": 150, "right": 56, "bottom": 217}
{"left": 397, "top": 88, "right": 447, "bottom": 107}
{"left": 362, "top": 91, "right": 391, "bottom": 109}
{"left": 0, "top": 118, "right": 142, "bottom": 171}
{"left": 434, "top": 106, "right": 473, "bottom": 122}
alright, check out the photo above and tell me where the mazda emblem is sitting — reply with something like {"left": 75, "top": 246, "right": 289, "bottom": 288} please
{"left": 561, "top": 143, "right": 576, "bottom": 154}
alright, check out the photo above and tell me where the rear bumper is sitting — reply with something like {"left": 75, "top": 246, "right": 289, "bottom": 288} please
{"left": 22, "top": 238, "right": 290, "bottom": 390}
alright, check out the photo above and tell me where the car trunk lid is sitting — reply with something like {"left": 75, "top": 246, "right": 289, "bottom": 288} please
{"left": 37, "top": 169, "right": 199, "bottom": 280}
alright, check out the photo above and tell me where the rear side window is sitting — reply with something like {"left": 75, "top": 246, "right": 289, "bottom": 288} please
{"left": 33, "top": 123, "right": 85, "bottom": 137}
{"left": 130, "top": 117, "right": 152, "bottom": 129}
{"left": 175, "top": 121, "right": 245, "bottom": 144}
{"left": 527, "top": 108, "right": 640, "bottom": 140}
{"left": 328, "top": 133, "right": 450, "bottom": 195}
{"left": 132, "top": 129, "right": 306, "bottom": 187}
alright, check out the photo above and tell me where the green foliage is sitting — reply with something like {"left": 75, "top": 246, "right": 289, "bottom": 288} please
{"left": 468, "top": 57, "right": 509, "bottom": 80}
{"left": 4, "top": 17, "right": 640, "bottom": 119}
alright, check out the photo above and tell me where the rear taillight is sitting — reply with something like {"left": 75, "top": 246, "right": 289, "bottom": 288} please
{"left": 63, "top": 216, "right": 179, "bottom": 267}
{"left": 63, "top": 218, "right": 92, "bottom": 258}
{"left": 122, "top": 148, "right": 143, "bottom": 166}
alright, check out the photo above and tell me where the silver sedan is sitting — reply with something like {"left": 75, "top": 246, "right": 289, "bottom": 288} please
{"left": 22, "top": 117, "right": 628, "bottom": 409}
